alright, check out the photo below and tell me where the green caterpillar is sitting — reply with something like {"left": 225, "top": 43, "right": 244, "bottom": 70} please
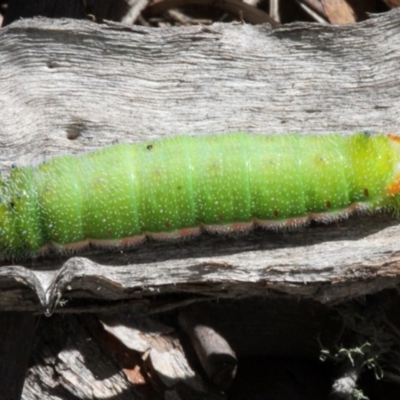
{"left": 1, "top": 132, "right": 400, "bottom": 261}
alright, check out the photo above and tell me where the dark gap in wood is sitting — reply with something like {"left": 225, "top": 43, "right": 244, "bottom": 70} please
{"left": 2, "top": 0, "right": 86, "bottom": 26}
{"left": 0, "top": 312, "right": 37, "bottom": 400}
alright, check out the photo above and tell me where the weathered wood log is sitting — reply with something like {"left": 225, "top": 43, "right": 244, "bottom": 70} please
{"left": 1, "top": 11, "right": 400, "bottom": 316}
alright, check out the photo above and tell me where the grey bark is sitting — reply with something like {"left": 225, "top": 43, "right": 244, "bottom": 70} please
{"left": 1, "top": 12, "right": 400, "bottom": 315}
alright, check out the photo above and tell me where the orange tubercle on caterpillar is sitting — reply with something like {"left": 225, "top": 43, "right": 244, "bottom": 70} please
{"left": 386, "top": 173, "right": 400, "bottom": 196}
{"left": 387, "top": 133, "right": 400, "bottom": 196}
{"left": 388, "top": 134, "right": 400, "bottom": 143}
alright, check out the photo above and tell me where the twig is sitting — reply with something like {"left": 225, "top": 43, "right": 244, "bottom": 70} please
{"left": 269, "top": 0, "right": 280, "bottom": 23}
{"left": 179, "top": 307, "right": 237, "bottom": 390}
{"left": 300, "top": 0, "right": 326, "bottom": 16}
{"left": 297, "top": 0, "right": 328, "bottom": 23}
{"left": 122, "top": 0, "right": 150, "bottom": 25}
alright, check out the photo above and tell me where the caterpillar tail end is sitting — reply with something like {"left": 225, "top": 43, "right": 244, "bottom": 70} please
{"left": 385, "top": 134, "right": 400, "bottom": 213}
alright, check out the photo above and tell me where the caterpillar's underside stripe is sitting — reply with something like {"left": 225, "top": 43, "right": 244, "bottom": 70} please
{"left": 1, "top": 132, "right": 400, "bottom": 260}
{"left": 36, "top": 204, "right": 364, "bottom": 255}
{"left": 42, "top": 196, "right": 378, "bottom": 256}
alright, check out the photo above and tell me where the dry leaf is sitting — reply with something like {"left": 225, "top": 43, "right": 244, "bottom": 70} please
{"left": 382, "top": 0, "right": 400, "bottom": 8}
{"left": 322, "top": 0, "right": 356, "bottom": 24}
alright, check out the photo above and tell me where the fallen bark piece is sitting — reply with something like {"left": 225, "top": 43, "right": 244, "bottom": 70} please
{"left": 23, "top": 314, "right": 144, "bottom": 399}
{"left": 321, "top": 0, "right": 356, "bottom": 24}
{"left": 99, "top": 310, "right": 224, "bottom": 398}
